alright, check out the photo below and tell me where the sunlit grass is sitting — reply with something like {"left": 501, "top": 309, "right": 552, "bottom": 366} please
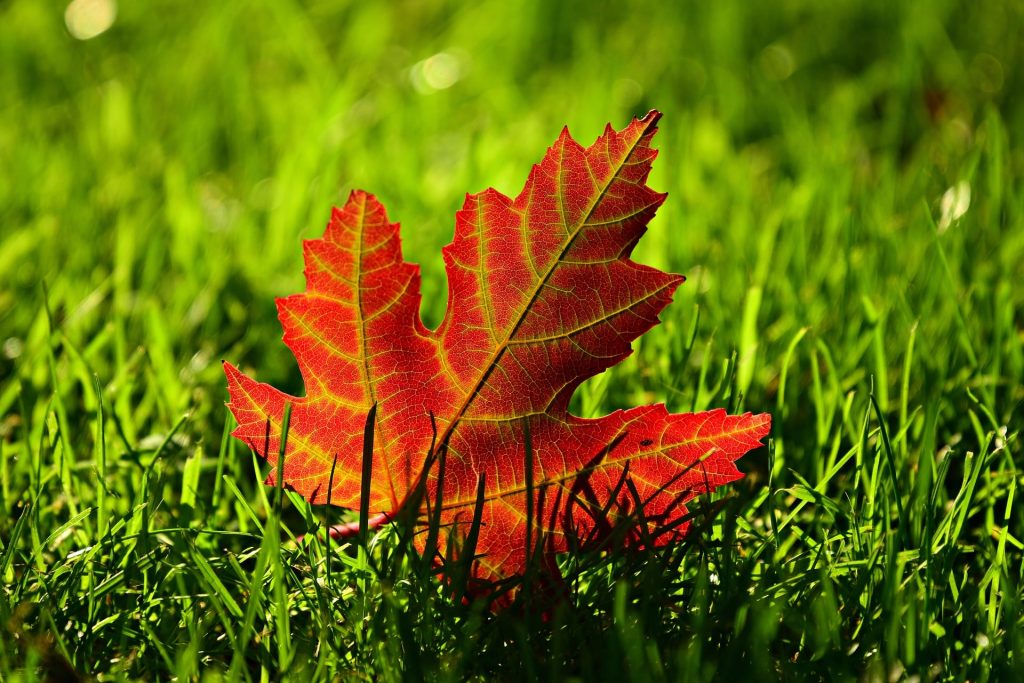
{"left": 2, "top": 0, "right": 1023, "bottom": 680}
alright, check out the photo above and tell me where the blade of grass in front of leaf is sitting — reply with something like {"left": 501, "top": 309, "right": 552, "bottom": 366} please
{"left": 523, "top": 416, "right": 535, "bottom": 580}
{"left": 272, "top": 402, "right": 293, "bottom": 671}
{"left": 324, "top": 452, "right": 338, "bottom": 585}
{"left": 358, "top": 403, "right": 377, "bottom": 552}
{"left": 423, "top": 413, "right": 445, "bottom": 576}
{"left": 455, "top": 472, "right": 486, "bottom": 606}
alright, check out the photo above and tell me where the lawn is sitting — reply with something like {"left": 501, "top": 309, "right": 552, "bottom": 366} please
{"left": 1, "top": 0, "right": 1022, "bottom": 680}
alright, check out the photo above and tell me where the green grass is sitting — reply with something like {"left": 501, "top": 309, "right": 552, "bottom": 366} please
{"left": 2, "top": 0, "right": 1023, "bottom": 680}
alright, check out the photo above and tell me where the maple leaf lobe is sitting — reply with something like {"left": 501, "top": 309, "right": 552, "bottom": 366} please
{"left": 225, "top": 111, "right": 771, "bottom": 587}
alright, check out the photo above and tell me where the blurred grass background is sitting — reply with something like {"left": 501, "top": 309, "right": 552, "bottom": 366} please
{"left": 1, "top": 0, "right": 1022, "bottom": 680}
{"left": 2, "top": 0, "right": 1021, "bottom": 413}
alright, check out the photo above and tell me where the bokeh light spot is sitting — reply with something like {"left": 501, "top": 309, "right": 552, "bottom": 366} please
{"left": 410, "top": 52, "right": 464, "bottom": 93}
{"left": 938, "top": 181, "right": 971, "bottom": 233}
{"left": 65, "top": 0, "right": 117, "bottom": 40}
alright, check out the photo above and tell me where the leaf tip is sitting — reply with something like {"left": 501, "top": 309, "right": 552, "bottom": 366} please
{"left": 639, "top": 109, "right": 662, "bottom": 125}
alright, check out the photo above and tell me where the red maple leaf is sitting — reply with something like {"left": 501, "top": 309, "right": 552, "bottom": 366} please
{"left": 224, "top": 111, "right": 770, "bottom": 592}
